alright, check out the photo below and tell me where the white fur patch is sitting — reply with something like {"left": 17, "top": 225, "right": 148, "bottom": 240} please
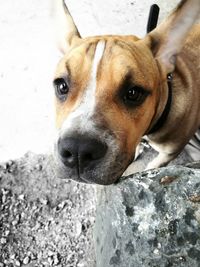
{"left": 79, "top": 40, "right": 105, "bottom": 123}
{"left": 60, "top": 40, "right": 105, "bottom": 138}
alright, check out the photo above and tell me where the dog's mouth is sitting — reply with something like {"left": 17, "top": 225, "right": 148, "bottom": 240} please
{"left": 56, "top": 163, "right": 127, "bottom": 185}
{"left": 55, "top": 149, "right": 131, "bottom": 185}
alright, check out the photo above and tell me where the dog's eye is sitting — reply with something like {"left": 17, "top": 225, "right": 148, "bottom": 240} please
{"left": 53, "top": 78, "right": 69, "bottom": 100}
{"left": 123, "top": 86, "right": 149, "bottom": 107}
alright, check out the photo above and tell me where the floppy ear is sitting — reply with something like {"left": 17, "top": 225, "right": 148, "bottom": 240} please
{"left": 145, "top": 0, "right": 200, "bottom": 74}
{"left": 52, "top": 0, "right": 81, "bottom": 54}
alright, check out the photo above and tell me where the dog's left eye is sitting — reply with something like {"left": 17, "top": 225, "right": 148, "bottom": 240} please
{"left": 123, "top": 86, "right": 149, "bottom": 106}
{"left": 53, "top": 78, "right": 69, "bottom": 100}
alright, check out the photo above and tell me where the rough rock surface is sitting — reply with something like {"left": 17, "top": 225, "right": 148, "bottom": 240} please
{"left": 95, "top": 162, "right": 200, "bottom": 267}
{"left": 0, "top": 153, "right": 96, "bottom": 267}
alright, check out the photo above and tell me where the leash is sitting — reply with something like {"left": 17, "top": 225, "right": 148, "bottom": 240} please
{"left": 146, "top": 4, "right": 173, "bottom": 135}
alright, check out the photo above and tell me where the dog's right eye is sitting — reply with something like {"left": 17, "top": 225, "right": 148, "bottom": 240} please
{"left": 53, "top": 78, "right": 69, "bottom": 101}
{"left": 123, "top": 86, "right": 149, "bottom": 106}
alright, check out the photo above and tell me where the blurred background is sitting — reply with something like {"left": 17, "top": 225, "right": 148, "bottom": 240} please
{"left": 0, "top": 0, "right": 179, "bottom": 162}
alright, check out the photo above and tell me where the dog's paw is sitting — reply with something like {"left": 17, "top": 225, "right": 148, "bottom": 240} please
{"left": 145, "top": 160, "right": 160, "bottom": 171}
{"left": 145, "top": 151, "right": 178, "bottom": 171}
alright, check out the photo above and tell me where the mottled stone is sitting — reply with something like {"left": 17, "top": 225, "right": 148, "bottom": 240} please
{"left": 95, "top": 164, "right": 200, "bottom": 267}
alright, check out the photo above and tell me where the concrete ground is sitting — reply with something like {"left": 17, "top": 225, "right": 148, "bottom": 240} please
{"left": 0, "top": 0, "right": 180, "bottom": 162}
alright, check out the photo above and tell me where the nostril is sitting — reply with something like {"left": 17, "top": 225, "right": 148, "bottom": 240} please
{"left": 59, "top": 149, "right": 77, "bottom": 168}
{"left": 61, "top": 149, "right": 72, "bottom": 159}
{"left": 58, "top": 138, "right": 78, "bottom": 167}
{"left": 79, "top": 141, "right": 108, "bottom": 165}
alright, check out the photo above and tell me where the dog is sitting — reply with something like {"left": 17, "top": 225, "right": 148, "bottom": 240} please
{"left": 52, "top": 0, "right": 200, "bottom": 185}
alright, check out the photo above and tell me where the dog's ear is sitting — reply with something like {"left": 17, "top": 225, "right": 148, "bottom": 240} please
{"left": 52, "top": 0, "right": 81, "bottom": 54}
{"left": 144, "top": 0, "right": 200, "bottom": 74}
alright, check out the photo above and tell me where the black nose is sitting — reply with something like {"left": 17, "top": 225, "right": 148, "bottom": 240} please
{"left": 57, "top": 136, "right": 108, "bottom": 170}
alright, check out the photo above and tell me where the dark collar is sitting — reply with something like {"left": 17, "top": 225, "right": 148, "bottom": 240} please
{"left": 147, "top": 73, "right": 173, "bottom": 135}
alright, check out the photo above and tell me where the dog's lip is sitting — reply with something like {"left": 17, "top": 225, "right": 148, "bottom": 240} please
{"left": 70, "top": 159, "right": 129, "bottom": 185}
{"left": 76, "top": 172, "right": 121, "bottom": 185}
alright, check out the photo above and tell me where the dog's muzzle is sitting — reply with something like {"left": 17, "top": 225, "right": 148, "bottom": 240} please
{"left": 56, "top": 135, "right": 111, "bottom": 184}
{"left": 54, "top": 126, "right": 131, "bottom": 185}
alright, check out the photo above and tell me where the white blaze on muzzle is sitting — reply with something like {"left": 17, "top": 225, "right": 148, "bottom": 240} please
{"left": 60, "top": 40, "right": 106, "bottom": 138}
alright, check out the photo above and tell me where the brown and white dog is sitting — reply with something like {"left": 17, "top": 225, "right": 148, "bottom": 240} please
{"left": 52, "top": 0, "right": 200, "bottom": 185}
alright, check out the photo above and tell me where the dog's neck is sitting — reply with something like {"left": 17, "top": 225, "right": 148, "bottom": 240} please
{"left": 147, "top": 73, "right": 173, "bottom": 135}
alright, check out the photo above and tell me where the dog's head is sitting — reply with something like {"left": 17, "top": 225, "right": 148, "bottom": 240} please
{"left": 53, "top": 0, "right": 199, "bottom": 184}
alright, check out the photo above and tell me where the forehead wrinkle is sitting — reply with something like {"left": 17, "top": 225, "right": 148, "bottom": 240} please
{"left": 105, "top": 39, "right": 148, "bottom": 70}
{"left": 97, "top": 43, "right": 136, "bottom": 90}
{"left": 65, "top": 42, "right": 96, "bottom": 77}
{"left": 106, "top": 39, "right": 156, "bottom": 89}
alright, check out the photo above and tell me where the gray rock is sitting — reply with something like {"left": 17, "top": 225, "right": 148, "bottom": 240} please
{"left": 95, "top": 164, "right": 200, "bottom": 267}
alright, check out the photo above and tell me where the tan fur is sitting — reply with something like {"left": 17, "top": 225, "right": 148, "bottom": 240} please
{"left": 53, "top": 0, "right": 200, "bottom": 184}
{"left": 144, "top": 25, "right": 200, "bottom": 168}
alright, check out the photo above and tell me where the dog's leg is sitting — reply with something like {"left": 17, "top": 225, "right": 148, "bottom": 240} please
{"left": 145, "top": 151, "right": 179, "bottom": 170}
{"left": 134, "top": 139, "right": 151, "bottom": 161}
